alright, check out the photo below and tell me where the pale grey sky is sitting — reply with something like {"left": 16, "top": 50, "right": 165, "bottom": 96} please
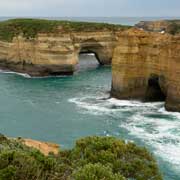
{"left": 0, "top": 0, "right": 179, "bottom": 17}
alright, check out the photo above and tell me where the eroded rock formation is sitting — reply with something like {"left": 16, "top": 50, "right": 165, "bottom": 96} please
{"left": 111, "top": 28, "right": 180, "bottom": 112}
{"left": 0, "top": 30, "right": 118, "bottom": 76}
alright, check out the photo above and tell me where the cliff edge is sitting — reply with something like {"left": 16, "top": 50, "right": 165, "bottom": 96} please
{"left": 0, "top": 19, "right": 129, "bottom": 76}
{"left": 111, "top": 28, "right": 180, "bottom": 112}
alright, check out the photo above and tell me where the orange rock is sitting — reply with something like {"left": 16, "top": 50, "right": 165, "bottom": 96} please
{"left": 22, "top": 138, "right": 59, "bottom": 156}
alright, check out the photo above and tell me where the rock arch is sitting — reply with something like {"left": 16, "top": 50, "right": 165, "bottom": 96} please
{"left": 75, "top": 38, "right": 114, "bottom": 65}
{"left": 0, "top": 30, "right": 117, "bottom": 76}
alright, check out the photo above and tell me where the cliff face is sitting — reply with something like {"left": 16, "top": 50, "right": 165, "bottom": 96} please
{"left": 0, "top": 29, "right": 118, "bottom": 76}
{"left": 136, "top": 20, "right": 169, "bottom": 32}
{"left": 136, "top": 20, "right": 180, "bottom": 34}
{"left": 111, "top": 28, "right": 180, "bottom": 112}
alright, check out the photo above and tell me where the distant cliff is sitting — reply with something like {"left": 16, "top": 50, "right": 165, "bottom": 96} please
{"left": 0, "top": 19, "right": 130, "bottom": 76}
{"left": 135, "top": 20, "right": 180, "bottom": 34}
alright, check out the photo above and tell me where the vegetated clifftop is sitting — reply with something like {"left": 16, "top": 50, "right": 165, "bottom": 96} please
{"left": 0, "top": 134, "right": 162, "bottom": 180}
{"left": 111, "top": 28, "right": 180, "bottom": 112}
{"left": 0, "top": 19, "right": 130, "bottom": 76}
{"left": 135, "top": 19, "right": 180, "bottom": 34}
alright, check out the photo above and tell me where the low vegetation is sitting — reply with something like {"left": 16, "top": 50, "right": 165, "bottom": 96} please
{"left": 168, "top": 22, "right": 180, "bottom": 35}
{"left": 0, "top": 134, "right": 162, "bottom": 180}
{"left": 0, "top": 18, "right": 130, "bottom": 42}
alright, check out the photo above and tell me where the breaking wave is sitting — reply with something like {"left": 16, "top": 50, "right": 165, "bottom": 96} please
{"left": 0, "top": 69, "right": 31, "bottom": 78}
{"left": 69, "top": 95, "right": 180, "bottom": 173}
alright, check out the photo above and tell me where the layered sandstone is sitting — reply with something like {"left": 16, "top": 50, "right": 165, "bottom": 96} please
{"left": 0, "top": 20, "right": 123, "bottom": 76}
{"left": 111, "top": 28, "right": 180, "bottom": 112}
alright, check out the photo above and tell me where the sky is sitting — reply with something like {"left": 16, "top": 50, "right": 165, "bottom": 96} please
{"left": 0, "top": 0, "right": 180, "bottom": 17}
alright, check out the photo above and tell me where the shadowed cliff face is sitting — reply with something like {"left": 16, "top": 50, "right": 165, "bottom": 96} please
{"left": 0, "top": 29, "right": 118, "bottom": 76}
{"left": 111, "top": 28, "right": 180, "bottom": 112}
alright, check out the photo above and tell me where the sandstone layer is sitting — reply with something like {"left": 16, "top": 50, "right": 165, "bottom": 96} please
{"left": 0, "top": 21, "right": 121, "bottom": 76}
{"left": 111, "top": 28, "right": 180, "bottom": 112}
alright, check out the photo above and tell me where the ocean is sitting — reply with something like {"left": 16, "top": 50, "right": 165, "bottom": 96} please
{"left": 0, "top": 17, "right": 180, "bottom": 179}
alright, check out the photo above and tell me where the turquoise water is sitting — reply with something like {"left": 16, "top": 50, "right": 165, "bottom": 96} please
{"left": 0, "top": 17, "right": 180, "bottom": 179}
{"left": 0, "top": 54, "right": 179, "bottom": 179}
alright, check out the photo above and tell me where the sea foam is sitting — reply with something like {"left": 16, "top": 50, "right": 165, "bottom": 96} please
{"left": 69, "top": 94, "right": 180, "bottom": 172}
{"left": 0, "top": 69, "right": 31, "bottom": 78}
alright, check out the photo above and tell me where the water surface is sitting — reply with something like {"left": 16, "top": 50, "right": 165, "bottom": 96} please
{"left": 0, "top": 54, "right": 179, "bottom": 179}
{"left": 0, "top": 17, "right": 180, "bottom": 179}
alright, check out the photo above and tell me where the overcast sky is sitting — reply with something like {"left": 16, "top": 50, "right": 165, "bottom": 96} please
{"left": 0, "top": 0, "right": 180, "bottom": 17}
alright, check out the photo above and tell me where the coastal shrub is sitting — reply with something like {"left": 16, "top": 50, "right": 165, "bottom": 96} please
{"left": 0, "top": 135, "right": 162, "bottom": 180}
{"left": 168, "top": 22, "right": 180, "bottom": 35}
{"left": 0, "top": 19, "right": 131, "bottom": 42}
{"left": 72, "top": 163, "right": 125, "bottom": 180}
{"left": 0, "top": 149, "right": 57, "bottom": 180}
{"left": 63, "top": 136, "right": 162, "bottom": 180}
{"left": 0, "top": 134, "right": 7, "bottom": 142}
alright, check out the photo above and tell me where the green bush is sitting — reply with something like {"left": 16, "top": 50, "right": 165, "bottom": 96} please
{"left": 168, "top": 23, "right": 180, "bottom": 35}
{"left": 72, "top": 163, "right": 125, "bottom": 180}
{"left": 0, "top": 165, "right": 16, "bottom": 180}
{"left": 0, "top": 135, "right": 162, "bottom": 180}
{"left": 65, "top": 136, "right": 162, "bottom": 180}
{"left": 0, "top": 150, "right": 56, "bottom": 180}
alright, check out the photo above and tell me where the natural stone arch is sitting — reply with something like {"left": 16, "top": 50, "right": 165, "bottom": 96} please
{"left": 76, "top": 38, "right": 113, "bottom": 65}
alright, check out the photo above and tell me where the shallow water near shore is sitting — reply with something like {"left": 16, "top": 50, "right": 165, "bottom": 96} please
{"left": 0, "top": 54, "right": 179, "bottom": 179}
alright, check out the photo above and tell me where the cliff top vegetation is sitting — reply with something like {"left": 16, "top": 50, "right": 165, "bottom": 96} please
{"left": 0, "top": 18, "right": 131, "bottom": 42}
{"left": 167, "top": 20, "right": 180, "bottom": 35}
{"left": 0, "top": 134, "right": 162, "bottom": 180}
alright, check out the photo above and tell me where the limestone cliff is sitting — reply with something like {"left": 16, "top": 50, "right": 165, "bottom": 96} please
{"left": 0, "top": 19, "right": 128, "bottom": 76}
{"left": 0, "top": 31, "right": 117, "bottom": 76}
{"left": 111, "top": 28, "right": 180, "bottom": 112}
